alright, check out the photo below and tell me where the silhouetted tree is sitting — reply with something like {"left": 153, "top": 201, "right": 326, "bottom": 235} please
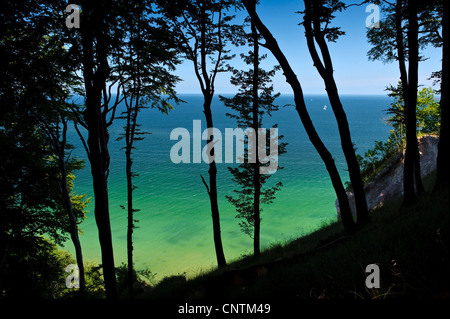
{"left": 220, "top": 19, "right": 286, "bottom": 256}
{"left": 243, "top": 0, "right": 356, "bottom": 233}
{"left": 435, "top": 0, "right": 449, "bottom": 190}
{"left": 403, "top": 0, "right": 421, "bottom": 205}
{"left": 366, "top": 0, "right": 445, "bottom": 204}
{"left": 157, "top": 0, "right": 243, "bottom": 267}
{"left": 114, "top": 0, "right": 180, "bottom": 298}
{"left": 301, "top": 0, "right": 369, "bottom": 225}
{"left": 41, "top": 110, "right": 88, "bottom": 294}
{"left": 77, "top": 0, "right": 118, "bottom": 298}
{"left": 0, "top": 0, "right": 89, "bottom": 295}
{"left": 0, "top": 0, "right": 88, "bottom": 297}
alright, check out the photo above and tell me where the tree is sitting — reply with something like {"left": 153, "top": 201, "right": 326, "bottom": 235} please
{"left": 157, "top": 0, "right": 243, "bottom": 267}
{"left": 403, "top": 0, "right": 421, "bottom": 204}
{"left": 385, "top": 84, "right": 440, "bottom": 135}
{"left": 219, "top": 19, "right": 286, "bottom": 256}
{"left": 41, "top": 110, "right": 88, "bottom": 294}
{"left": 243, "top": 0, "right": 356, "bottom": 233}
{"left": 0, "top": 0, "right": 89, "bottom": 296}
{"left": 416, "top": 88, "right": 441, "bottom": 134}
{"left": 114, "top": 0, "right": 180, "bottom": 298}
{"left": 435, "top": 0, "right": 449, "bottom": 190}
{"left": 32, "top": 24, "right": 88, "bottom": 294}
{"left": 77, "top": 0, "right": 118, "bottom": 298}
{"left": 301, "top": 0, "right": 369, "bottom": 225}
{"left": 366, "top": 0, "right": 444, "bottom": 204}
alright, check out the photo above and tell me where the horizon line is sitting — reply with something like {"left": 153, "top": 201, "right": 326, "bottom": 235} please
{"left": 175, "top": 92, "right": 390, "bottom": 96}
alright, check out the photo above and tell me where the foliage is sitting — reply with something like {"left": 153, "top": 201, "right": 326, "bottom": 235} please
{"left": 385, "top": 84, "right": 440, "bottom": 135}
{"left": 219, "top": 29, "right": 287, "bottom": 238}
{"left": 416, "top": 87, "right": 441, "bottom": 134}
{"left": 0, "top": 0, "right": 92, "bottom": 298}
{"left": 156, "top": 0, "right": 245, "bottom": 95}
{"left": 366, "top": 0, "right": 442, "bottom": 64}
{"left": 82, "top": 261, "right": 106, "bottom": 296}
{"left": 356, "top": 131, "right": 404, "bottom": 184}
{"left": 1, "top": 0, "right": 89, "bottom": 236}
{"left": 356, "top": 85, "right": 440, "bottom": 184}
{"left": 298, "top": 0, "right": 346, "bottom": 43}
{"left": 0, "top": 236, "right": 74, "bottom": 299}
{"left": 111, "top": 0, "right": 182, "bottom": 115}
{"left": 115, "top": 263, "right": 156, "bottom": 297}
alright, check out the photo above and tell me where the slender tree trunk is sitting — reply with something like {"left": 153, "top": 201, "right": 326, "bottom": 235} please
{"left": 80, "top": 0, "right": 117, "bottom": 299}
{"left": 325, "top": 82, "right": 369, "bottom": 225}
{"left": 46, "top": 115, "right": 87, "bottom": 293}
{"left": 85, "top": 98, "right": 117, "bottom": 299}
{"left": 126, "top": 145, "right": 134, "bottom": 299}
{"left": 125, "top": 98, "right": 136, "bottom": 298}
{"left": 57, "top": 132, "right": 86, "bottom": 293}
{"left": 60, "top": 166, "right": 86, "bottom": 294}
{"left": 125, "top": 96, "right": 141, "bottom": 300}
{"left": 395, "top": 0, "right": 408, "bottom": 95}
{"left": 243, "top": 0, "right": 355, "bottom": 233}
{"left": 403, "top": 0, "right": 420, "bottom": 206}
{"left": 395, "top": 0, "right": 415, "bottom": 201}
{"left": 304, "top": 0, "right": 368, "bottom": 225}
{"left": 203, "top": 94, "right": 227, "bottom": 267}
{"left": 198, "top": 0, "right": 226, "bottom": 268}
{"left": 435, "top": 0, "right": 450, "bottom": 191}
{"left": 125, "top": 8, "right": 142, "bottom": 299}
{"left": 251, "top": 20, "right": 261, "bottom": 257}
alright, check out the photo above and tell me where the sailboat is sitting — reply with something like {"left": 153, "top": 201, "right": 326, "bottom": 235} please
{"left": 323, "top": 105, "right": 327, "bottom": 110}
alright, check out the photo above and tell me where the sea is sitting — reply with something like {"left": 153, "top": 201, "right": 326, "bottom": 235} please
{"left": 65, "top": 94, "right": 392, "bottom": 281}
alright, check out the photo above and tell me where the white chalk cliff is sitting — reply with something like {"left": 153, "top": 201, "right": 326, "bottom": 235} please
{"left": 336, "top": 135, "right": 439, "bottom": 219}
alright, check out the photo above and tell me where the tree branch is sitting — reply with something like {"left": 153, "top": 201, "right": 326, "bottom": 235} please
{"left": 210, "top": 2, "right": 224, "bottom": 90}
{"left": 201, "top": 174, "right": 210, "bottom": 195}
{"left": 74, "top": 121, "right": 91, "bottom": 162}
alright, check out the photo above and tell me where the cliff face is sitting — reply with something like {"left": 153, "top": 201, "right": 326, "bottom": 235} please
{"left": 336, "top": 135, "right": 439, "bottom": 219}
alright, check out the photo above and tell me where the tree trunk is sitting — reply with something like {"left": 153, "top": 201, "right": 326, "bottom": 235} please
{"left": 126, "top": 146, "right": 134, "bottom": 299}
{"left": 251, "top": 20, "right": 261, "bottom": 257}
{"left": 85, "top": 103, "right": 117, "bottom": 299}
{"left": 80, "top": 0, "right": 117, "bottom": 299}
{"left": 304, "top": 0, "right": 368, "bottom": 226}
{"left": 395, "top": 0, "right": 415, "bottom": 202}
{"left": 435, "top": 0, "right": 450, "bottom": 190}
{"left": 243, "top": 0, "right": 355, "bottom": 233}
{"left": 403, "top": 0, "right": 420, "bottom": 206}
{"left": 198, "top": 0, "right": 226, "bottom": 268}
{"left": 325, "top": 81, "right": 369, "bottom": 225}
{"left": 395, "top": 0, "right": 408, "bottom": 94}
{"left": 203, "top": 95, "right": 227, "bottom": 268}
{"left": 58, "top": 148, "right": 86, "bottom": 293}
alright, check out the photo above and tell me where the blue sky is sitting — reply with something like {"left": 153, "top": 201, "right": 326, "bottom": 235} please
{"left": 174, "top": 0, "right": 442, "bottom": 95}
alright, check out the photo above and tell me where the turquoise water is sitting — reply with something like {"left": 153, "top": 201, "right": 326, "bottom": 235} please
{"left": 66, "top": 94, "right": 392, "bottom": 280}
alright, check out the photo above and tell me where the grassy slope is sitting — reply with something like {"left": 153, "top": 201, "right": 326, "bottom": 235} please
{"left": 144, "top": 172, "right": 449, "bottom": 300}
